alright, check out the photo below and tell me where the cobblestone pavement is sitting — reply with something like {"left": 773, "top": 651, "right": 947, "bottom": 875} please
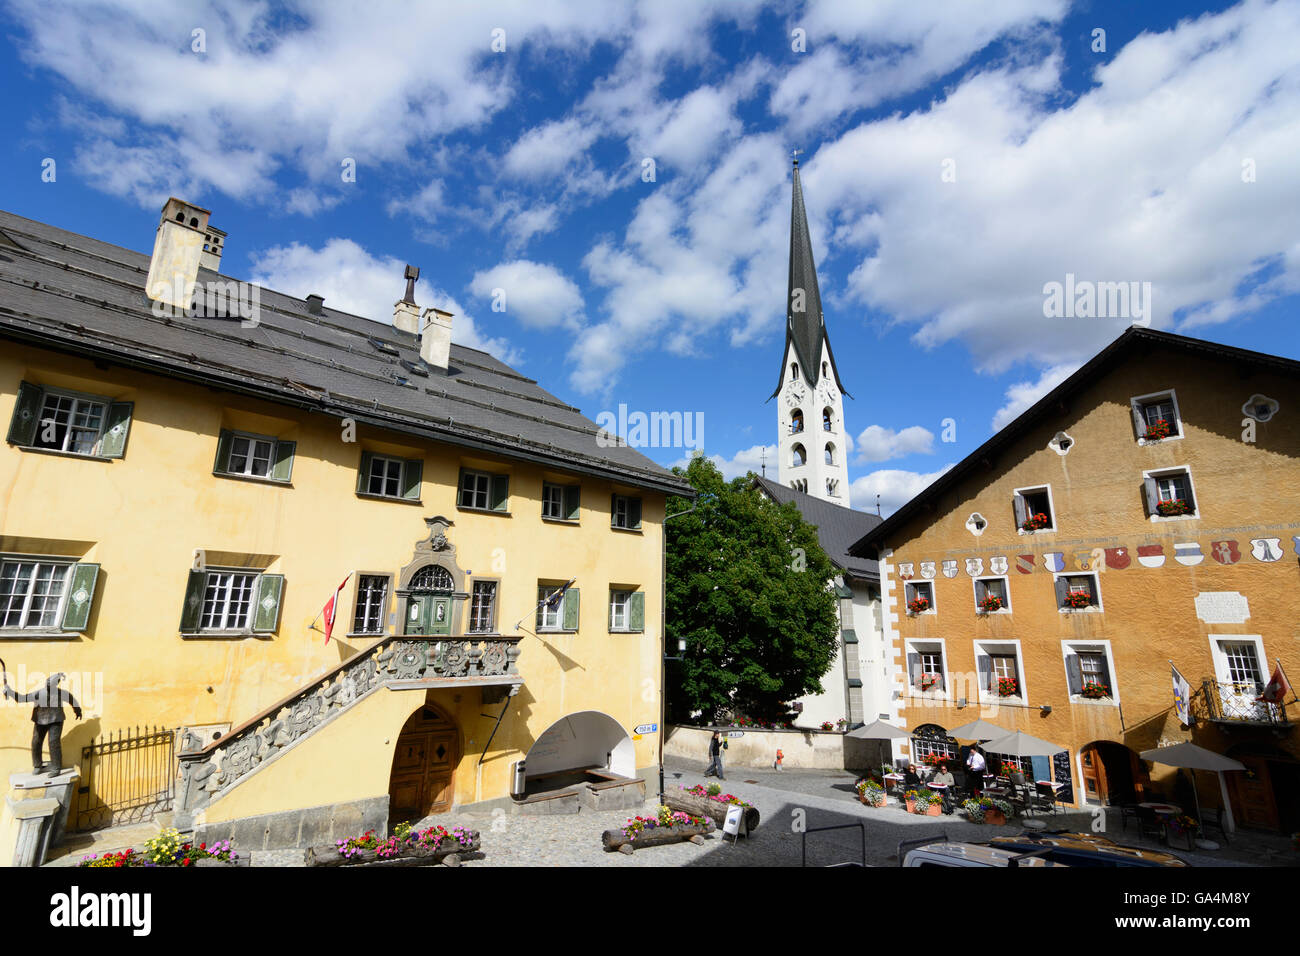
{"left": 49, "top": 761, "right": 1293, "bottom": 867}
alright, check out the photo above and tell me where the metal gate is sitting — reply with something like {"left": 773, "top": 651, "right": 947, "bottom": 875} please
{"left": 75, "top": 726, "right": 177, "bottom": 831}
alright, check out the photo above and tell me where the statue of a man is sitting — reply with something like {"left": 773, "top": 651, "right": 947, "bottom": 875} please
{"left": 3, "top": 672, "right": 82, "bottom": 775}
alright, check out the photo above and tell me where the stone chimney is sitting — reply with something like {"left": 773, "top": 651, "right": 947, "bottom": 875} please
{"left": 393, "top": 264, "right": 420, "bottom": 335}
{"left": 305, "top": 294, "right": 325, "bottom": 315}
{"left": 200, "top": 225, "right": 226, "bottom": 272}
{"left": 420, "top": 307, "right": 454, "bottom": 371}
{"left": 146, "top": 198, "right": 211, "bottom": 310}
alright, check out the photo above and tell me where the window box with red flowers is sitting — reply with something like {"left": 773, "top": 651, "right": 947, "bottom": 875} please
{"left": 1080, "top": 680, "right": 1111, "bottom": 699}
{"left": 996, "top": 676, "right": 1019, "bottom": 698}
{"left": 907, "top": 596, "right": 931, "bottom": 615}
{"left": 1143, "top": 419, "right": 1173, "bottom": 441}
{"left": 1019, "top": 512, "right": 1052, "bottom": 533}
{"left": 1064, "top": 591, "right": 1093, "bottom": 609}
{"left": 918, "top": 673, "right": 941, "bottom": 692}
{"left": 978, "top": 595, "right": 1004, "bottom": 614}
{"left": 1156, "top": 498, "right": 1193, "bottom": 517}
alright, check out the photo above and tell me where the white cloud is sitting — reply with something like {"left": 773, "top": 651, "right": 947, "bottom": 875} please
{"left": 249, "top": 238, "right": 519, "bottom": 363}
{"left": 849, "top": 466, "right": 954, "bottom": 516}
{"left": 672, "top": 444, "right": 775, "bottom": 482}
{"left": 854, "top": 424, "right": 936, "bottom": 463}
{"left": 503, "top": 119, "right": 600, "bottom": 180}
{"left": 468, "top": 260, "right": 584, "bottom": 330}
{"left": 990, "top": 362, "right": 1080, "bottom": 431}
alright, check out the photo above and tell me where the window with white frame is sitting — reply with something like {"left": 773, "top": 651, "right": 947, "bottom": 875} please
{"left": 611, "top": 494, "right": 642, "bottom": 530}
{"left": 910, "top": 723, "right": 958, "bottom": 763}
{"left": 974, "top": 576, "right": 1010, "bottom": 613}
{"left": 0, "top": 559, "right": 72, "bottom": 628}
{"left": 352, "top": 575, "right": 389, "bottom": 634}
{"left": 536, "top": 583, "right": 578, "bottom": 632}
{"left": 1209, "top": 636, "right": 1273, "bottom": 722}
{"left": 1143, "top": 467, "right": 1197, "bottom": 519}
{"left": 1055, "top": 572, "right": 1101, "bottom": 611}
{"left": 906, "top": 642, "right": 946, "bottom": 693}
{"left": 977, "top": 643, "right": 1024, "bottom": 700}
{"left": 468, "top": 581, "right": 497, "bottom": 633}
{"left": 369, "top": 455, "right": 405, "bottom": 498}
{"left": 227, "top": 434, "right": 274, "bottom": 478}
{"left": 542, "top": 483, "right": 565, "bottom": 519}
{"left": 904, "top": 580, "right": 935, "bottom": 615}
{"left": 610, "top": 590, "right": 631, "bottom": 631}
{"left": 200, "top": 571, "right": 258, "bottom": 630}
{"left": 1064, "top": 643, "right": 1116, "bottom": 701}
{"left": 1013, "top": 485, "right": 1055, "bottom": 533}
{"left": 33, "top": 391, "right": 107, "bottom": 456}
{"left": 1131, "top": 389, "right": 1182, "bottom": 442}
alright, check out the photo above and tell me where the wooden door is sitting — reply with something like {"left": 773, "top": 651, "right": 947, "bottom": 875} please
{"left": 1230, "top": 756, "right": 1278, "bottom": 830}
{"left": 404, "top": 595, "right": 451, "bottom": 636}
{"left": 1080, "top": 744, "right": 1107, "bottom": 804}
{"left": 388, "top": 708, "right": 459, "bottom": 821}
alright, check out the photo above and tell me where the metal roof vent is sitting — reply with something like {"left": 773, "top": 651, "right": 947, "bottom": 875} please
{"left": 306, "top": 294, "right": 325, "bottom": 315}
{"left": 367, "top": 336, "right": 400, "bottom": 356}
{"left": 399, "top": 358, "right": 429, "bottom": 378}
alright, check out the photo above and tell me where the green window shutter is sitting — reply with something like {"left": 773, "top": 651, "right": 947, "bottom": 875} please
{"left": 60, "top": 563, "right": 101, "bottom": 631}
{"left": 252, "top": 574, "right": 285, "bottom": 633}
{"left": 562, "top": 587, "right": 580, "bottom": 631}
{"left": 99, "top": 402, "right": 134, "bottom": 458}
{"left": 180, "top": 570, "right": 207, "bottom": 633}
{"left": 270, "top": 440, "right": 296, "bottom": 482}
{"left": 842, "top": 628, "right": 858, "bottom": 644}
{"left": 629, "top": 497, "right": 642, "bottom": 530}
{"left": 490, "top": 473, "right": 509, "bottom": 512}
{"left": 7, "top": 381, "right": 43, "bottom": 445}
{"left": 401, "top": 458, "right": 423, "bottom": 499}
{"left": 610, "top": 494, "right": 618, "bottom": 527}
{"left": 356, "top": 451, "right": 374, "bottom": 494}
{"left": 213, "top": 430, "right": 234, "bottom": 475}
{"left": 564, "top": 484, "right": 581, "bottom": 520}
{"left": 629, "top": 591, "right": 644, "bottom": 632}
{"left": 457, "top": 467, "right": 467, "bottom": 507}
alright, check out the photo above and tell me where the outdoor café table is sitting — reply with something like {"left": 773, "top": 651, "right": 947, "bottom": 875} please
{"left": 1036, "top": 781, "right": 1064, "bottom": 791}
{"left": 1139, "top": 802, "right": 1180, "bottom": 815}
{"left": 883, "top": 773, "right": 904, "bottom": 793}
{"left": 926, "top": 783, "right": 948, "bottom": 792}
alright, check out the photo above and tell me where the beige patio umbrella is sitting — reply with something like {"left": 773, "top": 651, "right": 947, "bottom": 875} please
{"left": 846, "top": 719, "right": 910, "bottom": 771}
{"left": 1139, "top": 743, "right": 1245, "bottom": 835}
{"left": 947, "top": 718, "right": 1008, "bottom": 741}
{"left": 981, "top": 730, "right": 1065, "bottom": 757}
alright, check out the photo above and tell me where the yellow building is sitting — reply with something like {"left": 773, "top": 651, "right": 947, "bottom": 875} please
{"left": 850, "top": 328, "right": 1300, "bottom": 834}
{"left": 0, "top": 200, "right": 689, "bottom": 852}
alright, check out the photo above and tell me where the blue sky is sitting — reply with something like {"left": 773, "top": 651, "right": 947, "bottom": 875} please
{"left": 2, "top": 0, "right": 1297, "bottom": 514}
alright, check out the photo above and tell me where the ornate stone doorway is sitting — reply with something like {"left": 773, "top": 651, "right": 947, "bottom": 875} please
{"left": 388, "top": 704, "right": 459, "bottom": 821}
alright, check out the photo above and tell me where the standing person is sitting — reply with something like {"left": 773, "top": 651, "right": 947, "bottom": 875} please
{"left": 966, "top": 744, "right": 986, "bottom": 797}
{"left": 704, "top": 731, "right": 726, "bottom": 780}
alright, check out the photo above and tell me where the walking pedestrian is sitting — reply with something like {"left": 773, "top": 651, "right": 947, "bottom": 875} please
{"left": 703, "top": 731, "right": 726, "bottom": 780}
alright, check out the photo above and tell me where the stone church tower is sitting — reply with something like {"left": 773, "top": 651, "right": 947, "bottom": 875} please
{"left": 770, "top": 158, "right": 851, "bottom": 502}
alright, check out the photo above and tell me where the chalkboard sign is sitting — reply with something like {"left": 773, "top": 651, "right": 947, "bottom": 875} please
{"left": 1052, "top": 750, "right": 1074, "bottom": 804}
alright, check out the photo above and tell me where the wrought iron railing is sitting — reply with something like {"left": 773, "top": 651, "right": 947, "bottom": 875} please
{"left": 1199, "top": 679, "right": 1290, "bottom": 725}
{"left": 175, "top": 635, "right": 521, "bottom": 825}
{"left": 75, "top": 726, "right": 176, "bottom": 831}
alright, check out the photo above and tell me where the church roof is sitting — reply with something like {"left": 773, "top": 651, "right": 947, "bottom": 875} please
{"left": 769, "top": 160, "right": 851, "bottom": 401}
{"left": 754, "top": 475, "right": 880, "bottom": 580}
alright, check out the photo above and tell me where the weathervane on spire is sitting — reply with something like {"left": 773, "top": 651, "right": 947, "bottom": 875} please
{"left": 760, "top": 447, "right": 767, "bottom": 477}
{"left": 791, "top": 148, "right": 803, "bottom": 167}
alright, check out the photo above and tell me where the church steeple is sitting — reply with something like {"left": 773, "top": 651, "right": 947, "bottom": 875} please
{"left": 769, "top": 157, "right": 850, "bottom": 401}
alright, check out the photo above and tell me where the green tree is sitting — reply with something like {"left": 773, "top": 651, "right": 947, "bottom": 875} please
{"left": 665, "top": 455, "right": 839, "bottom": 724}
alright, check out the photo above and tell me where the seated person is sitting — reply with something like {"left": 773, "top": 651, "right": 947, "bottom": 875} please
{"left": 902, "top": 765, "right": 922, "bottom": 788}
{"left": 931, "top": 763, "right": 955, "bottom": 788}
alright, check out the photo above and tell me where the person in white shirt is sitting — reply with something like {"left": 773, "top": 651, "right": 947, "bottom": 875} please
{"left": 965, "top": 746, "right": 986, "bottom": 796}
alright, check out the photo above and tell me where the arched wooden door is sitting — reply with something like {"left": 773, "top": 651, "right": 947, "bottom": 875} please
{"left": 388, "top": 706, "right": 459, "bottom": 822}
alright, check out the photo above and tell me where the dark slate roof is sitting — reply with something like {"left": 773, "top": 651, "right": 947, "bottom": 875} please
{"left": 847, "top": 326, "right": 1300, "bottom": 556}
{"left": 769, "top": 160, "right": 850, "bottom": 400}
{"left": 0, "top": 208, "right": 691, "bottom": 496}
{"left": 754, "top": 475, "right": 881, "bottom": 580}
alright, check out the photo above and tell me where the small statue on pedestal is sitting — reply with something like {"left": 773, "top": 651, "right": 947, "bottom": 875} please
{"left": 3, "top": 671, "right": 82, "bottom": 775}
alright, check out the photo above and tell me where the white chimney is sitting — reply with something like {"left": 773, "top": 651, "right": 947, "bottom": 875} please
{"left": 146, "top": 198, "right": 211, "bottom": 310}
{"left": 393, "top": 264, "right": 420, "bottom": 335}
{"left": 420, "top": 307, "right": 454, "bottom": 371}
{"left": 200, "top": 225, "right": 226, "bottom": 272}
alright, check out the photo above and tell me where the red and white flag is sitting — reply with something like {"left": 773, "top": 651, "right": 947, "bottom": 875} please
{"left": 1257, "top": 662, "right": 1292, "bottom": 705}
{"left": 320, "top": 573, "right": 352, "bottom": 643}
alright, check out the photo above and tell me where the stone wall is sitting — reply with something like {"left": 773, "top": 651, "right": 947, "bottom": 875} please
{"left": 665, "top": 724, "right": 877, "bottom": 771}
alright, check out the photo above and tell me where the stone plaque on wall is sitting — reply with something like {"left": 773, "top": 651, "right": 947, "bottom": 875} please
{"left": 1194, "top": 591, "right": 1250, "bottom": 624}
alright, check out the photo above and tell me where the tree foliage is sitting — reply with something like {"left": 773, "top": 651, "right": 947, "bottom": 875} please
{"left": 665, "top": 456, "right": 840, "bottom": 724}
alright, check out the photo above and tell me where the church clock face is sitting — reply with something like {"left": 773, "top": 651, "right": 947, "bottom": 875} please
{"left": 785, "top": 381, "right": 806, "bottom": 407}
{"left": 819, "top": 381, "right": 837, "bottom": 405}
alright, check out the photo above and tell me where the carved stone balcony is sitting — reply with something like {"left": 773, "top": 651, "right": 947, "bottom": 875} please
{"left": 174, "top": 635, "right": 521, "bottom": 825}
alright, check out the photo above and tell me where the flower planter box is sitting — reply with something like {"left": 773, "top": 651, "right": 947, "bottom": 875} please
{"left": 304, "top": 832, "right": 480, "bottom": 867}
{"left": 602, "top": 818, "right": 716, "bottom": 853}
{"left": 983, "top": 810, "right": 1007, "bottom": 826}
{"left": 859, "top": 793, "right": 887, "bottom": 808}
{"left": 906, "top": 799, "right": 942, "bottom": 817}
{"left": 665, "top": 790, "right": 761, "bottom": 835}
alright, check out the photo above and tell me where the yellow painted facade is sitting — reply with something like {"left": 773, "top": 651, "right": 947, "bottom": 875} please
{"left": 0, "top": 340, "right": 670, "bottom": 827}
{"left": 874, "top": 338, "right": 1300, "bottom": 828}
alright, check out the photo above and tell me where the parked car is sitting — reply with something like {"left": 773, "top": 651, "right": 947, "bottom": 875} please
{"left": 899, "top": 831, "right": 1187, "bottom": 867}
